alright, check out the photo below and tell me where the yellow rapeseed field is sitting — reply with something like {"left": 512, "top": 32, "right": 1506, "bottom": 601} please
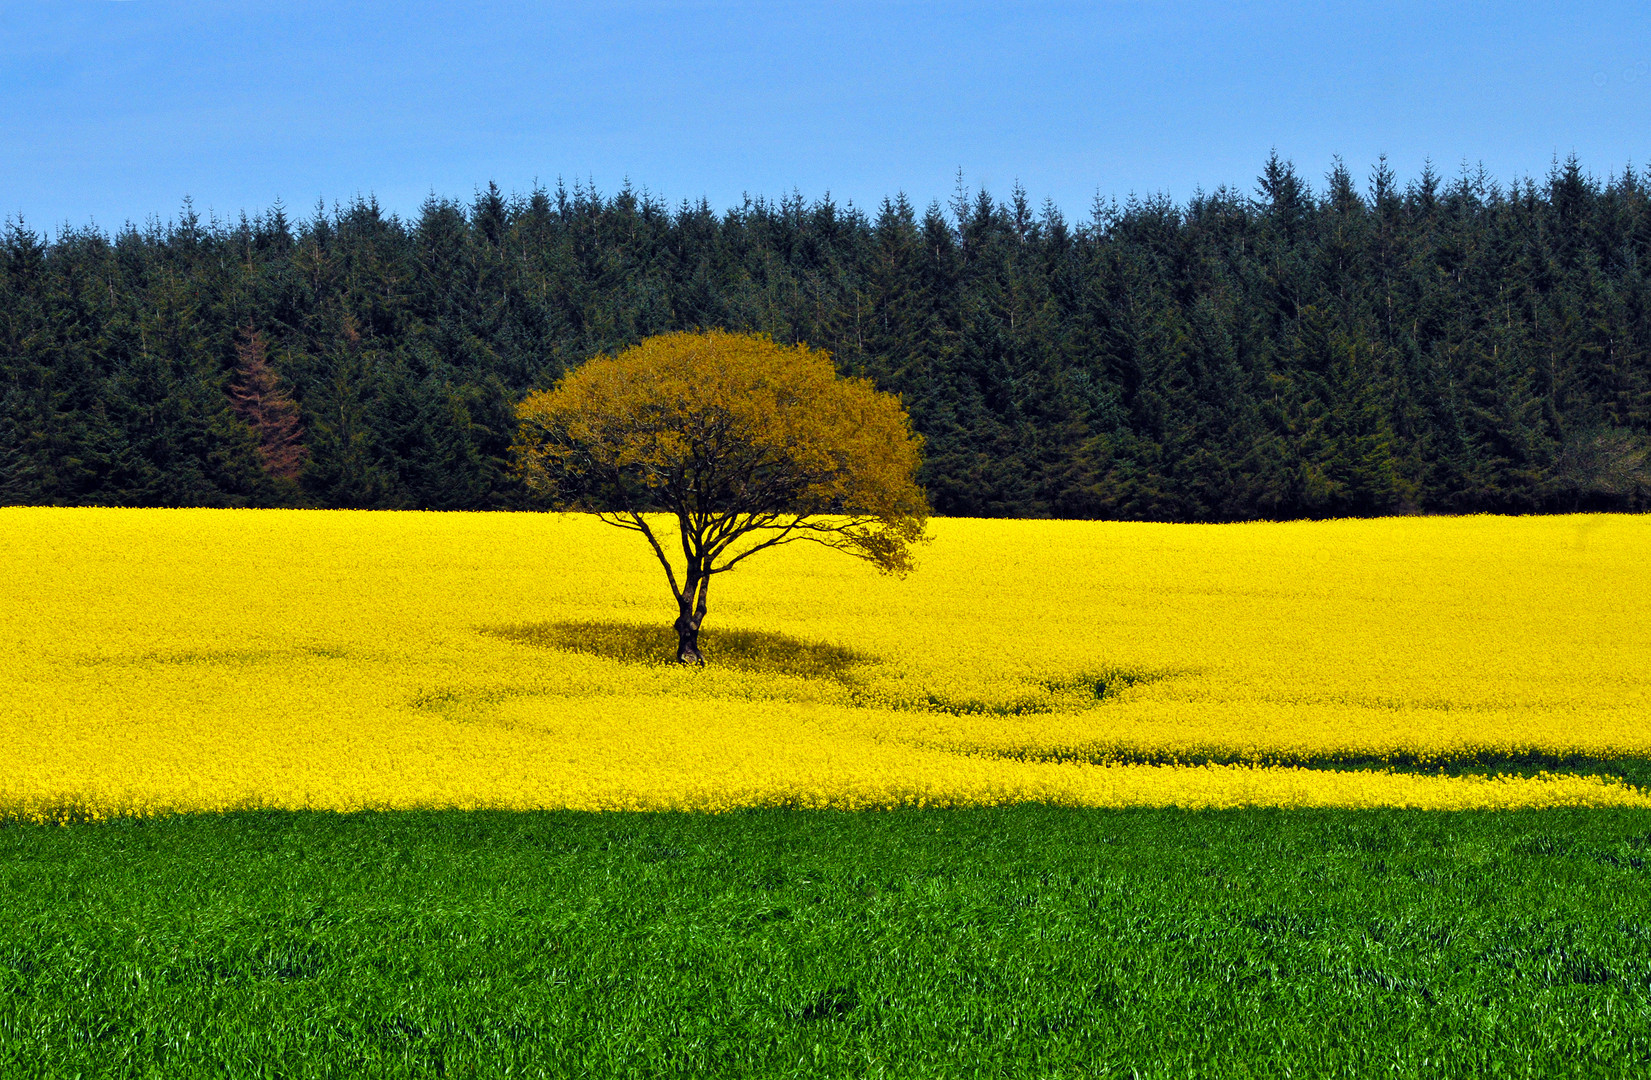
{"left": 3, "top": 507, "right": 1648, "bottom": 817}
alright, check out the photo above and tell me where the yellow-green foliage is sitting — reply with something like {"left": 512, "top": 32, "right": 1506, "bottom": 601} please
{"left": 512, "top": 330, "right": 928, "bottom": 576}
{"left": 4, "top": 507, "right": 1649, "bottom": 818}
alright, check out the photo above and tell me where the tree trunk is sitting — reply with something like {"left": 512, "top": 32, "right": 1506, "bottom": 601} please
{"left": 673, "top": 564, "right": 710, "bottom": 665}
{"left": 675, "top": 609, "right": 704, "bottom": 665}
{"left": 675, "top": 570, "right": 708, "bottom": 665}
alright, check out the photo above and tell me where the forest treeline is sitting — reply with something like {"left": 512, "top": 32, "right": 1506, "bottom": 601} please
{"left": 3, "top": 153, "right": 1649, "bottom": 518}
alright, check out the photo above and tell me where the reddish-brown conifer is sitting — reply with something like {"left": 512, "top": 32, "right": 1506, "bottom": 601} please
{"left": 229, "top": 326, "right": 307, "bottom": 481}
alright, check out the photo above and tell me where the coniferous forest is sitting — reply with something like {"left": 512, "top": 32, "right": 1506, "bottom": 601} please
{"left": 3, "top": 153, "right": 1649, "bottom": 519}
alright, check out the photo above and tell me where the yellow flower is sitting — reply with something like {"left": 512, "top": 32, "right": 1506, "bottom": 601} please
{"left": 3, "top": 507, "right": 1648, "bottom": 819}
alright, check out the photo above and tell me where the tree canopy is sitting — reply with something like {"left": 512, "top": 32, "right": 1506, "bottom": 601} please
{"left": 512, "top": 330, "right": 927, "bottom": 662}
{"left": 4, "top": 156, "right": 1650, "bottom": 516}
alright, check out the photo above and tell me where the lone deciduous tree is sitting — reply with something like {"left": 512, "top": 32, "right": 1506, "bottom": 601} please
{"left": 512, "top": 330, "right": 928, "bottom": 664}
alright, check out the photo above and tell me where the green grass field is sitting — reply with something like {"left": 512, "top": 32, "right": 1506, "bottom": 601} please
{"left": 5, "top": 808, "right": 1650, "bottom": 1078}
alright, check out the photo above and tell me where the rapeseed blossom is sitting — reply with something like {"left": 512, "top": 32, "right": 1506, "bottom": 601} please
{"left": 3, "top": 507, "right": 1648, "bottom": 818}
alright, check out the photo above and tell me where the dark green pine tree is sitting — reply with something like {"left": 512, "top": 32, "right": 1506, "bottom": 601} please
{"left": 300, "top": 316, "right": 399, "bottom": 508}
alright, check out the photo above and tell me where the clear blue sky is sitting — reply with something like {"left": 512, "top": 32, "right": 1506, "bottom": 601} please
{"left": 3, "top": 1, "right": 1649, "bottom": 234}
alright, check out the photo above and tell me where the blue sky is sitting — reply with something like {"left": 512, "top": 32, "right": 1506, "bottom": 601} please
{"left": 3, "top": 1, "right": 1649, "bottom": 233}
